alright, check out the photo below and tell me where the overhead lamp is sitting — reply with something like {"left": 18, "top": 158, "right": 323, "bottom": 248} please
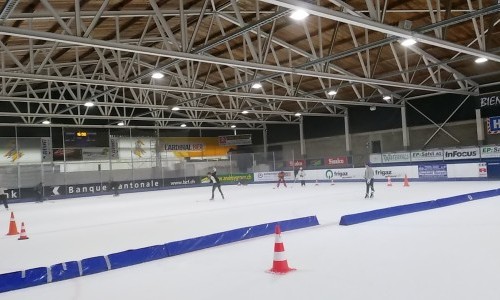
{"left": 290, "top": 9, "right": 309, "bottom": 20}
{"left": 230, "top": 125, "right": 236, "bottom": 128}
{"left": 400, "top": 38, "right": 417, "bottom": 47}
{"left": 370, "top": 106, "right": 376, "bottom": 111}
{"left": 84, "top": 101, "right": 95, "bottom": 107}
{"left": 251, "top": 82, "right": 262, "bottom": 89}
{"left": 383, "top": 95, "right": 392, "bottom": 101}
{"left": 117, "top": 121, "right": 125, "bottom": 126}
{"left": 152, "top": 72, "right": 164, "bottom": 79}
{"left": 171, "top": 106, "right": 180, "bottom": 111}
{"left": 328, "top": 90, "right": 337, "bottom": 96}
{"left": 294, "top": 112, "right": 302, "bottom": 117}
{"left": 475, "top": 57, "right": 488, "bottom": 64}
{"left": 241, "top": 110, "right": 249, "bottom": 114}
{"left": 42, "top": 120, "right": 51, "bottom": 125}
{"left": 180, "top": 123, "right": 187, "bottom": 128}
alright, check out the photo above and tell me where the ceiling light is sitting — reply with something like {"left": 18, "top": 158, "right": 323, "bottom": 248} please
{"left": 84, "top": 101, "right": 95, "bottom": 107}
{"left": 42, "top": 120, "right": 51, "bottom": 125}
{"left": 180, "top": 123, "right": 187, "bottom": 128}
{"left": 370, "top": 106, "right": 376, "bottom": 111}
{"left": 400, "top": 38, "right": 417, "bottom": 47}
{"left": 152, "top": 72, "right": 164, "bottom": 79}
{"left": 290, "top": 9, "right": 309, "bottom": 20}
{"left": 383, "top": 95, "right": 391, "bottom": 101}
{"left": 294, "top": 112, "right": 302, "bottom": 117}
{"left": 172, "top": 106, "right": 180, "bottom": 111}
{"left": 230, "top": 125, "right": 236, "bottom": 128}
{"left": 328, "top": 90, "right": 337, "bottom": 96}
{"left": 475, "top": 57, "right": 488, "bottom": 63}
{"left": 251, "top": 83, "right": 262, "bottom": 89}
{"left": 117, "top": 121, "right": 125, "bottom": 126}
{"left": 242, "top": 110, "right": 249, "bottom": 114}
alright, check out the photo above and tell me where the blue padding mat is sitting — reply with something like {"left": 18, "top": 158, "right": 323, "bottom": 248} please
{"left": 80, "top": 256, "right": 109, "bottom": 276}
{"left": 50, "top": 261, "right": 80, "bottom": 282}
{"left": 0, "top": 215, "right": 319, "bottom": 294}
{"left": 167, "top": 216, "right": 319, "bottom": 256}
{"left": 340, "top": 188, "right": 500, "bottom": 225}
{"left": 0, "top": 267, "right": 48, "bottom": 293}
{"left": 108, "top": 245, "right": 168, "bottom": 269}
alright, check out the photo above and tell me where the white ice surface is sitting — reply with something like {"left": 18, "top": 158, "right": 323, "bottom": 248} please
{"left": 1, "top": 181, "right": 500, "bottom": 300}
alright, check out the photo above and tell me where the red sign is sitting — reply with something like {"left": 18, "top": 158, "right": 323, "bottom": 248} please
{"left": 288, "top": 160, "right": 306, "bottom": 167}
{"left": 326, "top": 156, "right": 348, "bottom": 166}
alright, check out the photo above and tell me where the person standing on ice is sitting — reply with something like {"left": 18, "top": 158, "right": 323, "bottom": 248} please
{"left": 364, "top": 163, "right": 375, "bottom": 198}
{"left": 297, "top": 167, "right": 306, "bottom": 187}
{"left": 277, "top": 170, "right": 287, "bottom": 188}
{"left": 0, "top": 187, "right": 9, "bottom": 210}
{"left": 208, "top": 168, "right": 224, "bottom": 200}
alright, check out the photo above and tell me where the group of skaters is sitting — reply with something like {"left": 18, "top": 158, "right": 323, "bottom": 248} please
{"left": 275, "top": 163, "right": 375, "bottom": 198}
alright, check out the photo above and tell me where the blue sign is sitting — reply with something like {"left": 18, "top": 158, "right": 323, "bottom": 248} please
{"left": 487, "top": 116, "right": 500, "bottom": 134}
{"left": 418, "top": 164, "right": 447, "bottom": 179}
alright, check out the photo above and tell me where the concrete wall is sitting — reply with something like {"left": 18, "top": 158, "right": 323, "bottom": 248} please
{"left": 265, "top": 119, "right": 500, "bottom": 167}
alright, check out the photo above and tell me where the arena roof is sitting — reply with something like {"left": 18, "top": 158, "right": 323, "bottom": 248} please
{"left": 0, "top": 0, "right": 498, "bottom": 131}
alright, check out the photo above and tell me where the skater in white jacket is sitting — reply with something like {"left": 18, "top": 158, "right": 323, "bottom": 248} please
{"left": 297, "top": 167, "right": 306, "bottom": 186}
{"left": 364, "top": 163, "right": 375, "bottom": 198}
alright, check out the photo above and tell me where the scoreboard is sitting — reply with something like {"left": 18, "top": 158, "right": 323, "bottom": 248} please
{"left": 64, "top": 130, "right": 97, "bottom": 146}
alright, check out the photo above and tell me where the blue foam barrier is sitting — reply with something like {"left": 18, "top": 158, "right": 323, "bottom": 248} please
{"left": 0, "top": 216, "right": 319, "bottom": 293}
{"left": 50, "top": 261, "right": 80, "bottom": 282}
{"left": 108, "top": 245, "right": 168, "bottom": 269}
{"left": 340, "top": 188, "right": 500, "bottom": 225}
{"left": 166, "top": 215, "right": 319, "bottom": 256}
{"left": 80, "top": 256, "right": 109, "bottom": 276}
{"left": 0, "top": 267, "right": 48, "bottom": 293}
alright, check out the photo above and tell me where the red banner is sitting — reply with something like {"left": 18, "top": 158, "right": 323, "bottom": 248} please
{"left": 287, "top": 160, "right": 306, "bottom": 167}
{"left": 326, "top": 156, "right": 348, "bottom": 166}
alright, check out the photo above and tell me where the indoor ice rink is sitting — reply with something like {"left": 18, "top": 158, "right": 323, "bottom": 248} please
{"left": 1, "top": 180, "right": 500, "bottom": 300}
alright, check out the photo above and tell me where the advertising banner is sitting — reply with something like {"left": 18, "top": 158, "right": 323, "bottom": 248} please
{"left": 418, "top": 164, "right": 448, "bottom": 179}
{"left": 480, "top": 145, "right": 500, "bottom": 158}
{"left": 218, "top": 134, "right": 252, "bottom": 146}
{"left": 254, "top": 171, "right": 294, "bottom": 182}
{"left": 410, "top": 150, "right": 444, "bottom": 162}
{"left": 53, "top": 148, "right": 83, "bottom": 161}
{"left": 82, "top": 148, "right": 109, "bottom": 160}
{"left": 443, "top": 147, "right": 480, "bottom": 160}
{"left": 479, "top": 162, "right": 488, "bottom": 178}
{"left": 372, "top": 166, "right": 419, "bottom": 179}
{"left": 369, "top": 154, "right": 382, "bottom": 164}
{"left": 160, "top": 137, "right": 234, "bottom": 158}
{"left": 109, "top": 137, "right": 119, "bottom": 159}
{"left": 41, "top": 137, "right": 53, "bottom": 162}
{"left": 164, "top": 177, "right": 200, "bottom": 187}
{"left": 487, "top": 116, "right": 500, "bottom": 134}
{"left": 288, "top": 160, "right": 306, "bottom": 167}
{"left": 476, "top": 92, "right": 500, "bottom": 117}
{"left": 382, "top": 152, "right": 411, "bottom": 164}
{"left": 447, "top": 163, "right": 486, "bottom": 178}
{"left": 216, "top": 173, "right": 254, "bottom": 184}
{"left": 325, "top": 156, "right": 350, "bottom": 166}
{"left": 307, "top": 158, "right": 324, "bottom": 168}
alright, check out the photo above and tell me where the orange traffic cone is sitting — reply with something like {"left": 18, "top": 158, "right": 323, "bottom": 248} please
{"left": 6, "top": 212, "right": 19, "bottom": 236}
{"left": 18, "top": 222, "right": 29, "bottom": 240}
{"left": 387, "top": 176, "right": 392, "bottom": 186}
{"left": 403, "top": 175, "right": 410, "bottom": 187}
{"left": 269, "top": 224, "right": 295, "bottom": 274}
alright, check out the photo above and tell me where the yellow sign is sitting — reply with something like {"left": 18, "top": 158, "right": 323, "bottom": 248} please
{"left": 160, "top": 137, "right": 235, "bottom": 158}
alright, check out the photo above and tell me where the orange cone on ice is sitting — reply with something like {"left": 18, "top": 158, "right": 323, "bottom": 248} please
{"left": 403, "top": 175, "right": 410, "bottom": 187}
{"left": 18, "top": 222, "right": 29, "bottom": 240}
{"left": 386, "top": 176, "right": 392, "bottom": 186}
{"left": 6, "top": 212, "right": 19, "bottom": 236}
{"left": 269, "top": 224, "right": 295, "bottom": 274}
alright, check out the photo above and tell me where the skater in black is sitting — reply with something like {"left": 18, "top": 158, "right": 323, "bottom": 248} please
{"left": 0, "top": 187, "right": 9, "bottom": 210}
{"left": 110, "top": 181, "right": 119, "bottom": 196}
{"left": 208, "top": 170, "right": 224, "bottom": 200}
{"left": 34, "top": 182, "right": 44, "bottom": 202}
{"left": 364, "top": 163, "right": 374, "bottom": 198}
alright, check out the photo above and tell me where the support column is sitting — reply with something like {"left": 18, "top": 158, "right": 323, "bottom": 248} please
{"left": 263, "top": 125, "right": 268, "bottom": 157}
{"left": 299, "top": 117, "right": 306, "bottom": 157}
{"left": 344, "top": 109, "right": 352, "bottom": 156}
{"left": 401, "top": 103, "right": 410, "bottom": 150}
{"left": 475, "top": 109, "right": 485, "bottom": 146}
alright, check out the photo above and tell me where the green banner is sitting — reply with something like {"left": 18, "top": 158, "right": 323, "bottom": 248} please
{"left": 218, "top": 173, "right": 254, "bottom": 184}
